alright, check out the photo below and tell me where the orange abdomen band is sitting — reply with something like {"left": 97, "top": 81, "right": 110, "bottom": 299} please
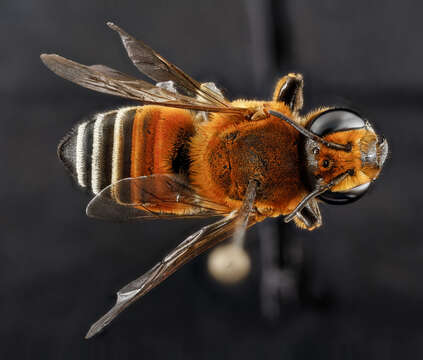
{"left": 130, "top": 106, "right": 194, "bottom": 209}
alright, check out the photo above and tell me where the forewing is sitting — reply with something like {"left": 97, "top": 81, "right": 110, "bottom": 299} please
{"left": 107, "top": 22, "right": 230, "bottom": 107}
{"left": 40, "top": 54, "right": 243, "bottom": 113}
{"left": 85, "top": 211, "right": 257, "bottom": 338}
{"left": 86, "top": 174, "right": 230, "bottom": 221}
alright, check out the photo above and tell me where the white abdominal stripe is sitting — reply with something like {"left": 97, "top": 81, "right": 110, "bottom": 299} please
{"left": 58, "top": 107, "right": 137, "bottom": 195}
{"left": 75, "top": 122, "right": 87, "bottom": 187}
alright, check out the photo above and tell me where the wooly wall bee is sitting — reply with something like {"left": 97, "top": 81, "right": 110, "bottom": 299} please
{"left": 41, "top": 22, "right": 388, "bottom": 338}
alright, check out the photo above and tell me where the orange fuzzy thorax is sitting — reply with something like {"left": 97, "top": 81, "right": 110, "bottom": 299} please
{"left": 190, "top": 100, "right": 308, "bottom": 217}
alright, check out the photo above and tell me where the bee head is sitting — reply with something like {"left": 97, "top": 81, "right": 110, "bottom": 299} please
{"left": 269, "top": 108, "right": 388, "bottom": 223}
{"left": 304, "top": 108, "right": 388, "bottom": 204}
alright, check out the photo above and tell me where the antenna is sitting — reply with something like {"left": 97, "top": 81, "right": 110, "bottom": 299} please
{"left": 268, "top": 110, "right": 351, "bottom": 152}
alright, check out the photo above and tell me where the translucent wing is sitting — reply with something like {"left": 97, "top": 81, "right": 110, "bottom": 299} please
{"left": 107, "top": 22, "right": 230, "bottom": 107}
{"left": 86, "top": 174, "right": 231, "bottom": 221}
{"left": 85, "top": 179, "right": 258, "bottom": 339}
{"left": 40, "top": 54, "right": 244, "bottom": 113}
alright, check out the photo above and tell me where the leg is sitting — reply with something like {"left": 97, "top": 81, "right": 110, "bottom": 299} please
{"left": 293, "top": 198, "right": 322, "bottom": 230}
{"left": 273, "top": 73, "right": 304, "bottom": 112}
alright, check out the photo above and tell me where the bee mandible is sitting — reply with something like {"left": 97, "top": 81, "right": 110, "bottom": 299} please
{"left": 41, "top": 22, "right": 388, "bottom": 338}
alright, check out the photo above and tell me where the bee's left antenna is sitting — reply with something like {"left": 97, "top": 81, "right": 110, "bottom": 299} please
{"left": 284, "top": 172, "right": 349, "bottom": 223}
{"left": 268, "top": 110, "right": 351, "bottom": 152}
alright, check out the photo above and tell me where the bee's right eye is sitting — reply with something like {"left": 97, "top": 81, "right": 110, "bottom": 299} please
{"left": 308, "top": 108, "right": 366, "bottom": 136}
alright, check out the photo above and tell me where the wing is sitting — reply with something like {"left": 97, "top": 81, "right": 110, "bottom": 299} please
{"left": 40, "top": 54, "right": 245, "bottom": 113}
{"left": 86, "top": 174, "right": 231, "bottom": 221}
{"left": 85, "top": 179, "right": 259, "bottom": 339}
{"left": 107, "top": 22, "right": 230, "bottom": 108}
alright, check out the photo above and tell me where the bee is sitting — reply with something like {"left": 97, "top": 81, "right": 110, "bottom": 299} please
{"left": 41, "top": 22, "right": 388, "bottom": 338}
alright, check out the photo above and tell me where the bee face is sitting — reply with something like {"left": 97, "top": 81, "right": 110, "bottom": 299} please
{"left": 304, "top": 109, "right": 388, "bottom": 204}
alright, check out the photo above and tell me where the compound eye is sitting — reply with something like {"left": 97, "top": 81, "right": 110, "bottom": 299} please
{"left": 319, "top": 182, "right": 370, "bottom": 205}
{"left": 308, "top": 108, "right": 366, "bottom": 135}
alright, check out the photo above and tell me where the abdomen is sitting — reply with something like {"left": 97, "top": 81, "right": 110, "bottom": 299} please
{"left": 58, "top": 105, "right": 195, "bottom": 195}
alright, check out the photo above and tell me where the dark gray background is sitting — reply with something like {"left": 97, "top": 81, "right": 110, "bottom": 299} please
{"left": 1, "top": 0, "right": 422, "bottom": 358}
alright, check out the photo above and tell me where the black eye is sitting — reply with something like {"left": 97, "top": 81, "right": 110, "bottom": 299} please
{"left": 322, "top": 159, "right": 330, "bottom": 168}
{"left": 319, "top": 182, "right": 370, "bottom": 205}
{"left": 307, "top": 108, "right": 366, "bottom": 136}
{"left": 312, "top": 147, "right": 319, "bottom": 155}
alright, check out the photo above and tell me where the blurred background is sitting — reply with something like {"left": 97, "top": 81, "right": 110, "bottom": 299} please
{"left": 1, "top": 0, "right": 422, "bottom": 358}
